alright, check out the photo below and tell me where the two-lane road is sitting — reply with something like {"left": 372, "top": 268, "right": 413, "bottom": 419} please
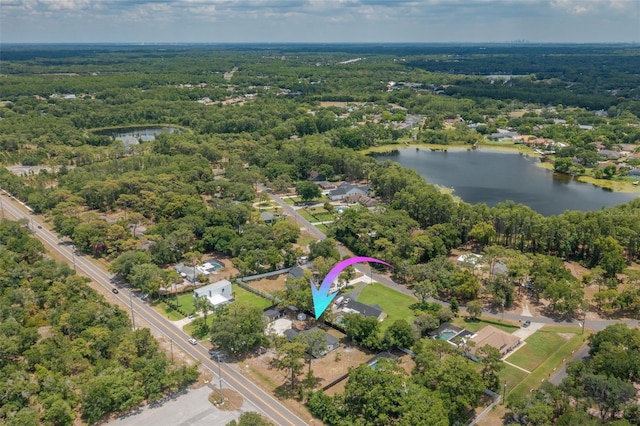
{"left": 0, "top": 191, "right": 308, "bottom": 426}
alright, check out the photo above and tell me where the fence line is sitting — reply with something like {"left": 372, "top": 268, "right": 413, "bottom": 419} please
{"left": 234, "top": 278, "right": 276, "bottom": 302}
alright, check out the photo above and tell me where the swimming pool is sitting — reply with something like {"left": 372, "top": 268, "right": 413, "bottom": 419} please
{"left": 437, "top": 331, "right": 457, "bottom": 341}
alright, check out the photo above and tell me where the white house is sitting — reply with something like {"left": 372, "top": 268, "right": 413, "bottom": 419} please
{"left": 193, "top": 279, "right": 233, "bottom": 307}
{"left": 328, "top": 183, "right": 370, "bottom": 201}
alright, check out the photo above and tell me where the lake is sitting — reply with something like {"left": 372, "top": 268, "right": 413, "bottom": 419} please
{"left": 375, "top": 148, "right": 638, "bottom": 216}
{"left": 96, "top": 126, "right": 179, "bottom": 141}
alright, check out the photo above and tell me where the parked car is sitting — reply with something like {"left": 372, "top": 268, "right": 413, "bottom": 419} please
{"left": 112, "top": 288, "right": 119, "bottom": 294}
{"left": 187, "top": 313, "right": 194, "bottom": 319}
{"left": 523, "top": 320, "right": 531, "bottom": 328}
{"left": 188, "top": 338, "right": 197, "bottom": 345}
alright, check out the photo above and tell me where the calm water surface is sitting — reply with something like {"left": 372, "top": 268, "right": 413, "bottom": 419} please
{"left": 375, "top": 149, "right": 638, "bottom": 216}
{"left": 97, "top": 126, "right": 178, "bottom": 141}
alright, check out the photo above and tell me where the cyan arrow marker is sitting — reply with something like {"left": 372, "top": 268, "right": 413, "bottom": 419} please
{"left": 311, "top": 256, "right": 392, "bottom": 319}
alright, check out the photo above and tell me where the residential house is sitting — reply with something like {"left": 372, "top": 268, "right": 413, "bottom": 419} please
{"left": 328, "top": 183, "right": 371, "bottom": 201}
{"left": 598, "top": 150, "right": 623, "bottom": 160}
{"left": 315, "top": 181, "right": 337, "bottom": 192}
{"left": 193, "top": 279, "right": 233, "bottom": 307}
{"left": 341, "top": 299, "right": 387, "bottom": 321}
{"left": 263, "top": 307, "right": 285, "bottom": 322}
{"left": 469, "top": 325, "right": 521, "bottom": 357}
{"left": 284, "top": 327, "right": 339, "bottom": 358}
{"left": 287, "top": 266, "right": 305, "bottom": 280}
{"left": 261, "top": 212, "right": 275, "bottom": 224}
{"left": 347, "top": 193, "right": 378, "bottom": 207}
{"left": 307, "top": 171, "right": 327, "bottom": 182}
{"left": 457, "top": 253, "right": 483, "bottom": 269}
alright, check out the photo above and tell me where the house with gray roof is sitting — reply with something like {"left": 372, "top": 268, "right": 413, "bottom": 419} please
{"left": 284, "top": 327, "right": 339, "bottom": 358}
{"left": 342, "top": 299, "right": 387, "bottom": 321}
{"left": 328, "top": 183, "right": 371, "bottom": 201}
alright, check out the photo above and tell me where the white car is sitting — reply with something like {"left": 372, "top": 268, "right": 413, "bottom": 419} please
{"left": 188, "top": 338, "right": 197, "bottom": 345}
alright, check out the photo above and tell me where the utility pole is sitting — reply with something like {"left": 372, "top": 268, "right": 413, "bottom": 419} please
{"left": 217, "top": 355, "right": 223, "bottom": 404}
{"left": 503, "top": 382, "right": 507, "bottom": 405}
{"left": 129, "top": 290, "right": 136, "bottom": 330}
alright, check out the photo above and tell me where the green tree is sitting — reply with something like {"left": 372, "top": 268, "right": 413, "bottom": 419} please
{"left": 295, "top": 181, "right": 321, "bottom": 203}
{"left": 382, "top": 319, "right": 415, "bottom": 349}
{"left": 466, "top": 299, "right": 483, "bottom": 319}
{"left": 341, "top": 313, "right": 381, "bottom": 349}
{"left": 592, "top": 236, "right": 627, "bottom": 278}
{"left": 271, "top": 340, "right": 307, "bottom": 391}
{"left": 476, "top": 345, "right": 504, "bottom": 391}
{"left": 209, "top": 304, "right": 268, "bottom": 355}
{"left": 226, "top": 412, "right": 274, "bottom": 426}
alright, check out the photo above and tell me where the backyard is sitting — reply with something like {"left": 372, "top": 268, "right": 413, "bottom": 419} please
{"left": 502, "top": 326, "right": 589, "bottom": 400}
{"left": 156, "top": 284, "right": 273, "bottom": 321}
{"left": 356, "top": 283, "right": 417, "bottom": 331}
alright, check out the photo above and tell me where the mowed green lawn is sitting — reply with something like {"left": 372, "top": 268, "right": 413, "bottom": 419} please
{"left": 452, "top": 316, "right": 520, "bottom": 334}
{"left": 498, "top": 364, "right": 529, "bottom": 392}
{"left": 508, "top": 330, "right": 569, "bottom": 372}
{"left": 356, "top": 283, "right": 417, "bottom": 331}
{"left": 156, "top": 284, "right": 272, "bottom": 320}
{"left": 233, "top": 285, "right": 274, "bottom": 310}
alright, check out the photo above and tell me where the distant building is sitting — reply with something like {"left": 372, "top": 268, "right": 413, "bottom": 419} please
{"left": 457, "top": 253, "right": 484, "bottom": 269}
{"left": 193, "top": 279, "right": 233, "bottom": 307}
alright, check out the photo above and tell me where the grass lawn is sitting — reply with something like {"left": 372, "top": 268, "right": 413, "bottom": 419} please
{"left": 356, "top": 283, "right": 417, "bottom": 331}
{"left": 153, "top": 301, "right": 185, "bottom": 321}
{"left": 154, "top": 284, "right": 272, "bottom": 321}
{"left": 508, "top": 331, "right": 567, "bottom": 372}
{"left": 233, "top": 284, "right": 273, "bottom": 310}
{"left": 315, "top": 224, "right": 329, "bottom": 234}
{"left": 297, "top": 209, "right": 315, "bottom": 221}
{"left": 452, "top": 316, "right": 520, "bottom": 334}
{"left": 499, "top": 364, "right": 529, "bottom": 393}
{"left": 153, "top": 293, "right": 196, "bottom": 320}
{"left": 297, "top": 234, "right": 317, "bottom": 248}
{"left": 507, "top": 327, "right": 589, "bottom": 400}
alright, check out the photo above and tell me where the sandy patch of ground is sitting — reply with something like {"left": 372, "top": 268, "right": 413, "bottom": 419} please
{"left": 208, "top": 388, "right": 243, "bottom": 411}
{"left": 319, "top": 101, "right": 350, "bottom": 108}
{"left": 248, "top": 274, "right": 288, "bottom": 294}
{"left": 564, "top": 261, "right": 590, "bottom": 282}
{"left": 243, "top": 331, "right": 372, "bottom": 395}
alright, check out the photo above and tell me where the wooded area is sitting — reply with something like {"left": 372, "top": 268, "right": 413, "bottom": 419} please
{"left": 1, "top": 43, "right": 639, "bottom": 425}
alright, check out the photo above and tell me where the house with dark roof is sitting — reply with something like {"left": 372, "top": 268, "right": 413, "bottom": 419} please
{"left": 284, "top": 327, "right": 339, "bottom": 357}
{"left": 342, "top": 299, "right": 387, "bottom": 321}
{"left": 287, "top": 266, "right": 305, "bottom": 280}
{"left": 261, "top": 212, "right": 275, "bottom": 223}
{"left": 328, "top": 183, "right": 371, "bottom": 201}
{"left": 263, "top": 307, "right": 285, "bottom": 322}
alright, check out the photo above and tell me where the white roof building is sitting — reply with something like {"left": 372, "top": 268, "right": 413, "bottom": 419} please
{"left": 193, "top": 279, "right": 233, "bottom": 307}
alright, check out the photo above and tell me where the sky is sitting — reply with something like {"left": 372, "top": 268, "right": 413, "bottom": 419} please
{"left": 1, "top": 0, "right": 639, "bottom": 44}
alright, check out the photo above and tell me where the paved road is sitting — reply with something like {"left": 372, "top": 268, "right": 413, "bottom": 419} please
{"left": 263, "top": 187, "right": 640, "bottom": 331}
{"left": 0, "top": 190, "right": 308, "bottom": 426}
{"left": 549, "top": 344, "right": 591, "bottom": 385}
